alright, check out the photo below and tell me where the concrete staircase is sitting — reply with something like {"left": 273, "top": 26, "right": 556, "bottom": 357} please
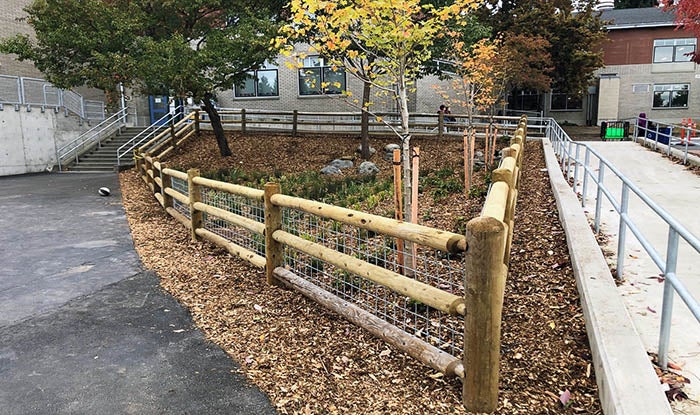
{"left": 68, "top": 127, "right": 150, "bottom": 172}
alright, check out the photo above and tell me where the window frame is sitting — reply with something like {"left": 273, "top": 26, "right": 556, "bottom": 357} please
{"left": 549, "top": 91, "right": 583, "bottom": 111}
{"left": 652, "top": 83, "right": 689, "bottom": 109}
{"left": 298, "top": 55, "right": 346, "bottom": 96}
{"left": 233, "top": 65, "right": 279, "bottom": 99}
{"left": 653, "top": 38, "right": 697, "bottom": 64}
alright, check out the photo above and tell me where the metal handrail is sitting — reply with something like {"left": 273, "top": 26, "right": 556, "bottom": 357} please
{"left": 631, "top": 117, "right": 700, "bottom": 165}
{"left": 116, "top": 105, "right": 184, "bottom": 166}
{"left": 56, "top": 108, "right": 127, "bottom": 170}
{"left": 545, "top": 117, "right": 700, "bottom": 370}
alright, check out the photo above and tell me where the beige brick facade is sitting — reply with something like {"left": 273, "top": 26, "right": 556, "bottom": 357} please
{"left": 0, "top": 0, "right": 42, "bottom": 77}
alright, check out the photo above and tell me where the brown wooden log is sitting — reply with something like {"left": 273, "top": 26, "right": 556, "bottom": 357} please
{"left": 164, "top": 187, "right": 189, "bottom": 205}
{"left": 188, "top": 169, "right": 202, "bottom": 241}
{"left": 192, "top": 201, "right": 265, "bottom": 235}
{"left": 481, "top": 182, "right": 509, "bottom": 223}
{"left": 162, "top": 168, "right": 188, "bottom": 181}
{"left": 264, "top": 183, "right": 283, "bottom": 286}
{"left": 270, "top": 194, "right": 467, "bottom": 254}
{"left": 272, "top": 229, "right": 465, "bottom": 315}
{"left": 274, "top": 267, "right": 464, "bottom": 379}
{"left": 161, "top": 164, "right": 173, "bottom": 209}
{"left": 195, "top": 228, "right": 266, "bottom": 269}
{"left": 154, "top": 192, "right": 165, "bottom": 207}
{"left": 194, "top": 110, "right": 200, "bottom": 134}
{"left": 166, "top": 207, "right": 191, "bottom": 230}
{"left": 192, "top": 176, "right": 264, "bottom": 200}
{"left": 492, "top": 157, "right": 516, "bottom": 189}
{"left": 392, "top": 149, "right": 405, "bottom": 275}
{"left": 464, "top": 216, "right": 508, "bottom": 413}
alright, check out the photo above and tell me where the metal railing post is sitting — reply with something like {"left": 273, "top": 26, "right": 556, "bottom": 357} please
{"left": 582, "top": 147, "right": 591, "bottom": 207}
{"left": 573, "top": 144, "right": 581, "bottom": 196}
{"left": 658, "top": 227, "right": 679, "bottom": 370}
{"left": 616, "top": 184, "right": 630, "bottom": 279}
{"left": 654, "top": 123, "right": 659, "bottom": 150}
{"left": 594, "top": 160, "right": 605, "bottom": 233}
{"left": 566, "top": 140, "right": 573, "bottom": 181}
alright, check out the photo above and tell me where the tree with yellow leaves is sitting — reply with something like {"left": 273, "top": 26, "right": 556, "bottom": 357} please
{"left": 278, "top": 0, "right": 478, "bottom": 221}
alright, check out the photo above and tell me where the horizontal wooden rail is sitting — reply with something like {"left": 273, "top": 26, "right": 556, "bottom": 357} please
{"left": 192, "top": 202, "right": 265, "bottom": 235}
{"left": 166, "top": 206, "right": 191, "bottom": 229}
{"left": 274, "top": 267, "right": 464, "bottom": 378}
{"left": 482, "top": 180, "right": 509, "bottom": 222}
{"left": 272, "top": 229, "right": 466, "bottom": 316}
{"left": 270, "top": 194, "right": 467, "bottom": 254}
{"left": 195, "top": 228, "right": 266, "bottom": 268}
{"left": 193, "top": 176, "right": 265, "bottom": 200}
{"left": 164, "top": 187, "right": 189, "bottom": 205}
{"left": 162, "top": 168, "right": 188, "bottom": 181}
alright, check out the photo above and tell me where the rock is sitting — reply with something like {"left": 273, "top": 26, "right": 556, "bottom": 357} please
{"left": 356, "top": 145, "right": 376, "bottom": 156}
{"left": 384, "top": 143, "right": 401, "bottom": 153}
{"left": 358, "top": 161, "right": 380, "bottom": 176}
{"left": 330, "top": 159, "right": 354, "bottom": 169}
{"left": 320, "top": 165, "right": 343, "bottom": 175}
{"left": 475, "top": 151, "right": 484, "bottom": 160}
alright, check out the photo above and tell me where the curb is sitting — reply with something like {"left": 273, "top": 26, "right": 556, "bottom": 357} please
{"left": 541, "top": 139, "right": 672, "bottom": 415}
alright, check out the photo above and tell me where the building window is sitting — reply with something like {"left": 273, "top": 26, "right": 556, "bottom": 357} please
{"left": 550, "top": 92, "right": 583, "bottom": 111}
{"left": 298, "top": 56, "right": 346, "bottom": 96}
{"left": 507, "top": 90, "right": 542, "bottom": 112}
{"left": 234, "top": 63, "right": 278, "bottom": 98}
{"left": 652, "top": 84, "right": 689, "bottom": 108}
{"left": 653, "top": 38, "right": 696, "bottom": 63}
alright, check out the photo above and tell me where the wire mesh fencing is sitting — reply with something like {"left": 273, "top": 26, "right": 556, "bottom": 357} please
{"left": 281, "top": 206, "right": 465, "bottom": 357}
{"left": 200, "top": 186, "right": 266, "bottom": 258}
{"left": 171, "top": 177, "right": 190, "bottom": 219}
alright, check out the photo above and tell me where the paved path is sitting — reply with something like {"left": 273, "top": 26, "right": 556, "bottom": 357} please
{"left": 576, "top": 142, "right": 700, "bottom": 413}
{"left": 0, "top": 173, "right": 275, "bottom": 414}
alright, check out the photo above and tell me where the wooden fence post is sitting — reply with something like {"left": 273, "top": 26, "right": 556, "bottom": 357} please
{"left": 264, "top": 182, "right": 283, "bottom": 286}
{"left": 169, "top": 120, "right": 177, "bottom": 148}
{"left": 188, "top": 168, "right": 202, "bottom": 241}
{"left": 464, "top": 216, "right": 508, "bottom": 413}
{"left": 161, "top": 163, "right": 173, "bottom": 209}
{"left": 438, "top": 112, "right": 444, "bottom": 140}
{"left": 134, "top": 149, "right": 142, "bottom": 175}
{"left": 292, "top": 110, "right": 298, "bottom": 137}
{"left": 241, "top": 108, "right": 247, "bottom": 133}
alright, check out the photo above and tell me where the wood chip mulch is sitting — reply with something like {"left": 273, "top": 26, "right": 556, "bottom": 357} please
{"left": 119, "top": 132, "right": 602, "bottom": 414}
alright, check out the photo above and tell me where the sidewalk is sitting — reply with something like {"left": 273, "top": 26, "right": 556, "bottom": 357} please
{"left": 0, "top": 173, "right": 275, "bottom": 414}
{"left": 578, "top": 142, "right": 700, "bottom": 414}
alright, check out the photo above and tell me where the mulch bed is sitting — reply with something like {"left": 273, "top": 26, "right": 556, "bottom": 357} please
{"left": 119, "top": 131, "right": 602, "bottom": 414}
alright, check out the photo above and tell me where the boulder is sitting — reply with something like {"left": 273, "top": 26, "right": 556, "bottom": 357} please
{"left": 330, "top": 159, "right": 354, "bottom": 169}
{"left": 358, "top": 161, "right": 380, "bottom": 176}
{"left": 321, "top": 165, "right": 343, "bottom": 175}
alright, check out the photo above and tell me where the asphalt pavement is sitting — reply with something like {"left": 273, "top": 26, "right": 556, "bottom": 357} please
{"left": 0, "top": 173, "right": 275, "bottom": 414}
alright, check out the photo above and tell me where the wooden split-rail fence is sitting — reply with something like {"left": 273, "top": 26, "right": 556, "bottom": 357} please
{"left": 134, "top": 114, "right": 527, "bottom": 413}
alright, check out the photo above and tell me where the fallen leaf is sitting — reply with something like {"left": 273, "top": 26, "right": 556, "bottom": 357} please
{"left": 559, "top": 389, "right": 571, "bottom": 406}
{"left": 647, "top": 306, "right": 657, "bottom": 314}
{"left": 668, "top": 362, "right": 683, "bottom": 371}
{"left": 253, "top": 304, "right": 263, "bottom": 312}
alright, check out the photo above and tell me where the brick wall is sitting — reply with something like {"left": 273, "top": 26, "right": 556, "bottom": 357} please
{"left": 0, "top": 0, "right": 43, "bottom": 77}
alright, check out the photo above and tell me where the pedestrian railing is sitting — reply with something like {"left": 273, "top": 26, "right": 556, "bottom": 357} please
{"left": 116, "top": 105, "right": 184, "bottom": 166}
{"left": 0, "top": 74, "right": 105, "bottom": 121}
{"left": 632, "top": 117, "right": 700, "bottom": 165}
{"left": 547, "top": 118, "right": 700, "bottom": 369}
{"left": 56, "top": 108, "right": 127, "bottom": 170}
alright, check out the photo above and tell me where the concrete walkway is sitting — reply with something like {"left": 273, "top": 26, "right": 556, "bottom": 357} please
{"left": 576, "top": 142, "right": 700, "bottom": 413}
{"left": 0, "top": 173, "right": 275, "bottom": 414}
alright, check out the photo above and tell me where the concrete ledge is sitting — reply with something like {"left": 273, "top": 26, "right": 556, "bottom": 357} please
{"left": 633, "top": 136, "right": 700, "bottom": 168}
{"left": 541, "top": 139, "right": 672, "bottom": 415}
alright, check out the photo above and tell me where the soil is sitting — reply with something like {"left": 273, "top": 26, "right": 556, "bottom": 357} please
{"left": 119, "top": 131, "right": 602, "bottom": 414}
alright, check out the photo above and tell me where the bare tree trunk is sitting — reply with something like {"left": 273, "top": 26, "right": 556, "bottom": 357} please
{"left": 360, "top": 80, "right": 372, "bottom": 160}
{"left": 202, "top": 93, "right": 232, "bottom": 157}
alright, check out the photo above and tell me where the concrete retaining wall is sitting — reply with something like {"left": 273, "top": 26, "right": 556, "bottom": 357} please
{"left": 541, "top": 138, "right": 672, "bottom": 415}
{"left": 0, "top": 109, "right": 89, "bottom": 176}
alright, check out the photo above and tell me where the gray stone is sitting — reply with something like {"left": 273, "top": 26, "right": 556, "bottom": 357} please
{"left": 321, "top": 165, "right": 343, "bottom": 175}
{"left": 475, "top": 151, "right": 484, "bottom": 161}
{"left": 330, "top": 159, "right": 354, "bottom": 169}
{"left": 358, "top": 161, "right": 380, "bottom": 176}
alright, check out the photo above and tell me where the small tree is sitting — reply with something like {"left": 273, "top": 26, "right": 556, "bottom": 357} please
{"left": 1, "top": 0, "right": 284, "bottom": 157}
{"left": 280, "top": 0, "right": 477, "bottom": 220}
